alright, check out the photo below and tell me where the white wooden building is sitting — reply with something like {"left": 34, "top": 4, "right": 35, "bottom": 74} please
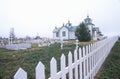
{"left": 53, "top": 16, "right": 103, "bottom": 40}
{"left": 53, "top": 20, "right": 77, "bottom": 40}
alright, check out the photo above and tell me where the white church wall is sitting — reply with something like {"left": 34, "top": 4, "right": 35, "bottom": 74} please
{"left": 59, "top": 27, "right": 69, "bottom": 40}
{"left": 93, "top": 31, "right": 97, "bottom": 40}
{"left": 87, "top": 25, "right": 95, "bottom": 40}
{"left": 69, "top": 31, "right": 76, "bottom": 39}
{"left": 53, "top": 32, "right": 60, "bottom": 40}
{"left": 88, "top": 25, "right": 93, "bottom": 36}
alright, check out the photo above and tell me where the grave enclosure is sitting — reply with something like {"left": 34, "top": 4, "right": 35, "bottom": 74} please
{"left": 14, "top": 36, "right": 118, "bottom": 79}
{"left": 5, "top": 43, "right": 32, "bottom": 50}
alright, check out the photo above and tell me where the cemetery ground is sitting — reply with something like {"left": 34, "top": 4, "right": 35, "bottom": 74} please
{"left": 95, "top": 40, "right": 120, "bottom": 79}
{"left": 0, "top": 40, "right": 104, "bottom": 79}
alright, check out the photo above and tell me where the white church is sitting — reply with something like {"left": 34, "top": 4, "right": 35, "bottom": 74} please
{"left": 53, "top": 16, "right": 103, "bottom": 40}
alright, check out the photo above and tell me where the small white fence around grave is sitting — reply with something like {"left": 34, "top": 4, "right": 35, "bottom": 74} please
{"left": 14, "top": 36, "right": 118, "bottom": 79}
{"left": 5, "top": 43, "right": 31, "bottom": 50}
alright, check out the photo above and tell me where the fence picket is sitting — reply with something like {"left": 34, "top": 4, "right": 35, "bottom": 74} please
{"left": 36, "top": 62, "right": 45, "bottom": 79}
{"left": 61, "top": 54, "right": 66, "bottom": 79}
{"left": 74, "top": 49, "right": 78, "bottom": 79}
{"left": 86, "top": 46, "right": 89, "bottom": 78}
{"left": 79, "top": 48, "right": 83, "bottom": 79}
{"left": 68, "top": 51, "right": 73, "bottom": 79}
{"left": 50, "top": 57, "right": 57, "bottom": 79}
{"left": 14, "top": 68, "right": 27, "bottom": 79}
{"left": 82, "top": 46, "right": 86, "bottom": 79}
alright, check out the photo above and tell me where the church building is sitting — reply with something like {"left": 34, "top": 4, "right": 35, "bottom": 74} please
{"left": 53, "top": 16, "right": 103, "bottom": 40}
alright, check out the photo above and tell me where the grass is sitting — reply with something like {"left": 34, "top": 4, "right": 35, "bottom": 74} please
{"left": 95, "top": 41, "right": 120, "bottom": 79}
{"left": 0, "top": 43, "right": 76, "bottom": 79}
{"left": 0, "top": 40, "right": 96, "bottom": 79}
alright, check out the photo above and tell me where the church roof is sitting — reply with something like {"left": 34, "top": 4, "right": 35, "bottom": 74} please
{"left": 84, "top": 15, "right": 95, "bottom": 26}
{"left": 53, "top": 21, "right": 78, "bottom": 33}
{"left": 86, "top": 23, "right": 95, "bottom": 26}
{"left": 53, "top": 16, "right": 97, "bottom": 33}
{"left": 84, "top": 15, "right": 92, "bottom": 21}
{"left": 64, "top": 25, "right": 77, "bottom": 31}
{"left": 53, "top": 27, "right": 60, "bottom": 33}
{"left": 53, "top": 25, "right": 78, "bottom": 33}
{"left": 69, "top": 26, "right": 78, "bottom": 31}
{"left": 92, "top": 27, "right": 96, "bottom": 31}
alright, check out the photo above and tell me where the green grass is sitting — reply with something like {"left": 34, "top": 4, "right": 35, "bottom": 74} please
{"left": 0, "top": 40, "right": 96, "bottom": 79}
{"left": 95, "top": 41, "right": 120, "bottom": 79}
{"left": 0, "top": 43, "right": 76, "bottom": 79}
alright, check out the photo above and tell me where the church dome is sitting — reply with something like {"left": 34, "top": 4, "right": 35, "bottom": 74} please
{"left": 84, "top": 15, "right": 92, "bottom": 23}
{"left": 84, "top": 15, "right": 95, "bottom": 26}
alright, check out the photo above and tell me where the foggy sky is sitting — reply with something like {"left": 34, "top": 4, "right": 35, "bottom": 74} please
{"left": 0, "top": 0, "right": 120, "bottom": 38}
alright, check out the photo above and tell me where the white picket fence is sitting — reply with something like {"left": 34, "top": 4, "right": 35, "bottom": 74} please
{"left": 14, "top": 36, "right": 118, "bottom": 79}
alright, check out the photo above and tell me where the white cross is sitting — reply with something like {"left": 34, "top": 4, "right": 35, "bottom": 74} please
{"left": 76, "top": 39, "right": 79, "bottom": 48}
{"left": 60, "top": 38, "right": 63, "bottom": 49}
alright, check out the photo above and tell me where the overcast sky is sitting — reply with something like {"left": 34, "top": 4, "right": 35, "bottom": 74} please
{"left": 0, "top": 0, "right": 120, "bottom": 38}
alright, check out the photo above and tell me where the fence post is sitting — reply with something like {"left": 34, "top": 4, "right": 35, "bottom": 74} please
{"left": 14, "top": 68, "right": 27, "bottom": 79}
{"left": 36, "top": 62, "right": 45, "bottom": 79}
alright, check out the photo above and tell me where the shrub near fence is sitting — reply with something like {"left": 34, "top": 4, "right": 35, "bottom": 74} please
{"left": 14, "top": 36, "right": 118, "bottom": 79}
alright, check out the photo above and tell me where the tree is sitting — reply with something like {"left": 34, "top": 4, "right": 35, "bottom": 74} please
{"left": 75, "top": 22, "right": 91, "bottom": 42}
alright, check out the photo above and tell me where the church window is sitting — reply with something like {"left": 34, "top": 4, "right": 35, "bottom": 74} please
{"left": 62, "top": 31, "right": 66, "bottom": 37}
{"left": 56, "top": 32, "right": 59, "bottom": 37}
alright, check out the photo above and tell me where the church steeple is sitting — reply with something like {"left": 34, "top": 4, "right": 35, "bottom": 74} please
{"left": 66, "top": 20, "right": 72, "bottom": 26}
{"left": 84, "top": 15, "right": 92, "bottom": 24}
{"left": 68, "top": 20, "right": 70, "bottom": 24}
{"left": 63, "top": 23, "right": 65, "bottom": 27}
{"left": 87, "top": 14, "right": 89, "bottom": 18}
